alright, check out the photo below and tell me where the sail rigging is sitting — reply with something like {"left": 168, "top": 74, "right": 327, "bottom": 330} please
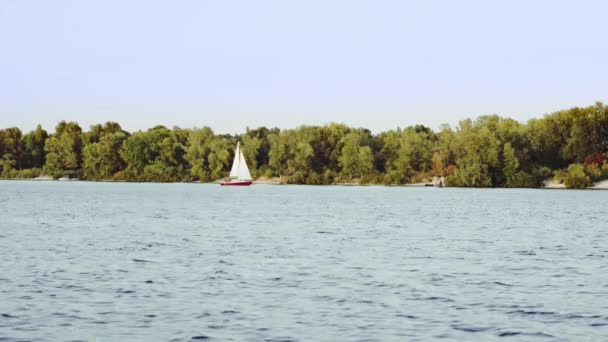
{"left": 228, "top": 142, "right": 252, "bottom": 180}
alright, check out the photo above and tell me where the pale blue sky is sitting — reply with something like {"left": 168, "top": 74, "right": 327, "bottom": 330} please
{"left": 1, "top": 0, "right": 607, "bottom": 134}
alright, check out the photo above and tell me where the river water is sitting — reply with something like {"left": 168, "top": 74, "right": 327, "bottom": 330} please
{"left": 1, "top": 181, "right": 607, "bottom": 341}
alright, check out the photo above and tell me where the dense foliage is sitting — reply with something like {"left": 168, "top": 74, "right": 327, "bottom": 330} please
{"left": 2, "top": 102, "right": 608, "bottom": 188}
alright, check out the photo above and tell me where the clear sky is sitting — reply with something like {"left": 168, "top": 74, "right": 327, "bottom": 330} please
{"left": 1, "top": 0, "right": 607, "bottom": 134}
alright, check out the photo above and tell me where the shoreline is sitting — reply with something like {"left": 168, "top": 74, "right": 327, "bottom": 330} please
{"left": 2, "top": 177, "right": 608, "bottom": 190}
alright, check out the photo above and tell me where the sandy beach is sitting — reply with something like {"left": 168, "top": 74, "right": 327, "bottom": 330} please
{"left": 542, "top": 178, "right": 566, "bottom": 189}
{"left": 591, "top": 179, "right": 608, "bottom": 189}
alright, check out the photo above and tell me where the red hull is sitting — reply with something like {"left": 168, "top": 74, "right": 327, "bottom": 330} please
{"left": 220, "top": 180, "right": 253, "bottom": 186}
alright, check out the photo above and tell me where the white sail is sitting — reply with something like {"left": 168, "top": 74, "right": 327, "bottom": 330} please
{"left": 238, "top": 149, "right": 252, "bottom": 180}
{"left": 228, "top": 142, "right": 252, "bottom": 180}
{"left": 229, "top": 142, "right": 240, "bottom": 178}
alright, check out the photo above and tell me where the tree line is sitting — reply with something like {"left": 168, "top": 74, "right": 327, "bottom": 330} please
{"left": 1, "top": 102, "right": 607, "bottom": 188}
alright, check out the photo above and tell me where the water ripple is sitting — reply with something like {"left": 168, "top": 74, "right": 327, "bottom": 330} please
{"left": 1, "top": 182, "right": 607, "bottom": 341}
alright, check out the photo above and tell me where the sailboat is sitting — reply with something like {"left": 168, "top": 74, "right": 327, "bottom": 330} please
{"left": 220, "top": 142, "right": 253, "bottom": 186}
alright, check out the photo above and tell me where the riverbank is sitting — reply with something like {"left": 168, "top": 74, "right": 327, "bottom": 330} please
{"left": 3, "top": 176, "right": 608, "bottom": 189}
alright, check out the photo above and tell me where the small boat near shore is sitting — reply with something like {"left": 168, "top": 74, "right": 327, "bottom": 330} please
{"left": 220, "top": 142, "right": 253, "bottom": 186}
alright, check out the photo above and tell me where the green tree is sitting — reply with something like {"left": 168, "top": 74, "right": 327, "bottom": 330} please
{"left": 268, "top": 131, "right": 290, "bottom": 179}
{"left": 21, "top": 125, "right": 48, "bottom": 168}
{"left": 317, "top": 123, "right": 351, "bottom": 172}
{"left": 2, "top": 101, "right": 608, "bottom": 185}
{"left": 185, "top": 127, "right": 215, "bottom": 181}
{"left": 287, "top": 140, "right": 314, "bottom": 183}
{"left": 120, "top": 126, "right": 188, "bottom": 181}
{"left": 0, "top": 127, "right": 24, "bottom": 170}
{"left": 379, "top": 126, "right": 436, "bottom": 184}
{"left": 84, "top": 121, "right": 124, "bottom": 145}
{"left": 241, "top": 131, "right": 262, "bottom": 177}
{"left": 446, "top": 121, "right": 499, "bottom": 187}
{"left": 82, "top": 132, "right": 129, "bottom": 180}
{"left": 338, "top": 132, "right": 373, "bottom": 180}
{"left": 502, "top": 142, "right": 519, "bottom": 187}
{"left": 44, "top": 121, "right": 83, "bottom": 176}
{"left": 206, "top": 136, "right": 233, "bottom": 181}
{"left": 562, "top": 103, "right": 608, "bottom": 162}
{"left": 562, "top": 163, "right": 592, "bottom": 189}
{"left": 241, "top": 126, "right": 276, "bottom": 176}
